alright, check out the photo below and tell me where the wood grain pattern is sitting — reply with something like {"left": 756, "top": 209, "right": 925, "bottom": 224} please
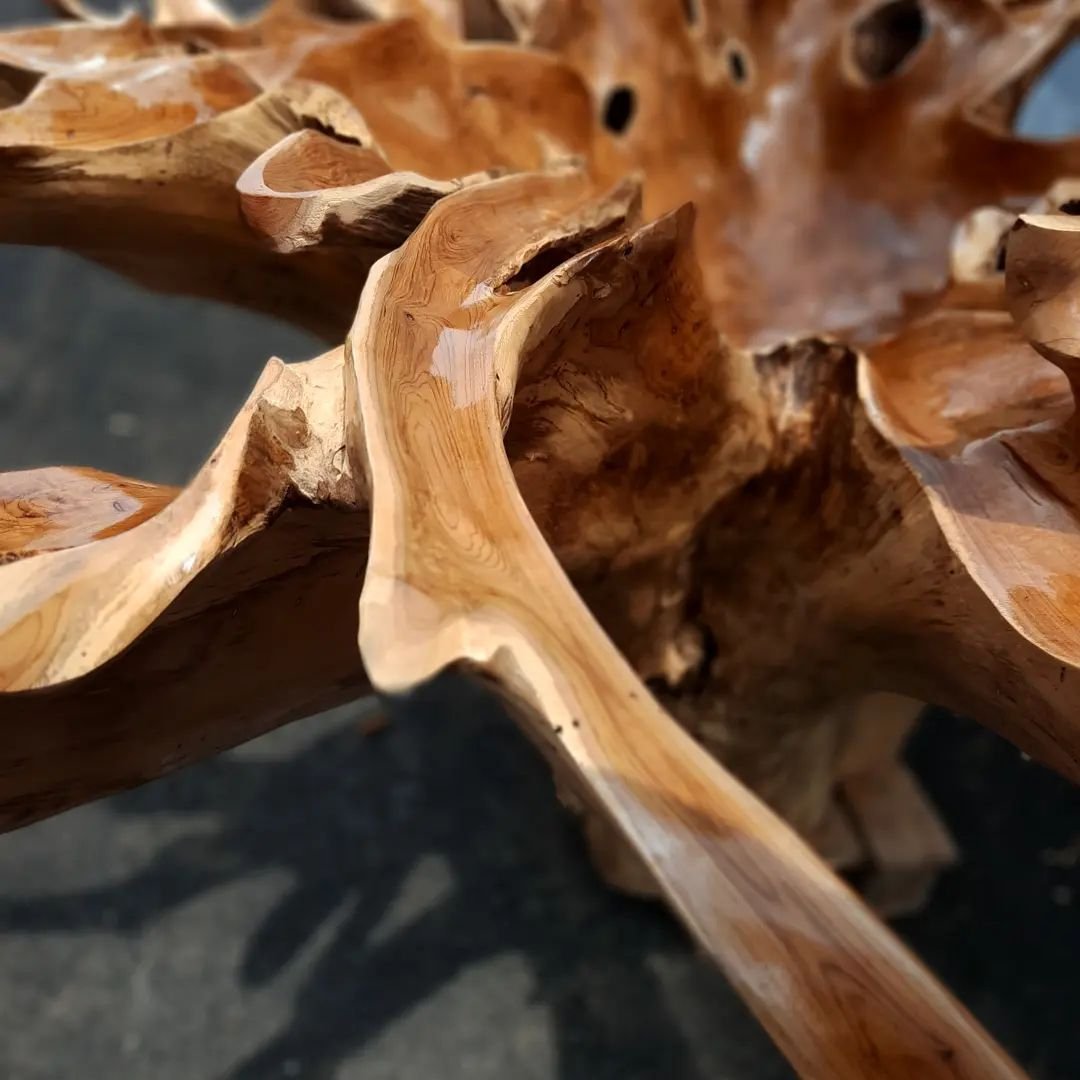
{"left": 3, "top": 2, "right": 1080, "bottom": 1072}
{"left": 238, "top": 127, "right": 493, "bottom": 254}
{"left": 349, "top": 168, "right": 1022, "bottom": 1080}
{"left": 0, "top": 467, "right": 177, "bottom": 557}
{"left": 0, "top": 503, "right": 370, "bottom": 831}
{"left": 0, "top": 348, "right": 371, "bottom": 830}
{"left": 10, "top": 0, "right": 1076, "bottom": 350}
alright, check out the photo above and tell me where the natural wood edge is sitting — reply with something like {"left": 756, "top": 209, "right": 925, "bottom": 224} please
{"left": 0, "top": 503, "right": 371, "bottom": 833}
{"left": 0, "top": 347, "right": 361, "bottom": 692}
{"left": 0, "top": 346, "right": 374, "bottom": 832}
{"left": 237, "top": 127, "right": 491, "bottom": 254}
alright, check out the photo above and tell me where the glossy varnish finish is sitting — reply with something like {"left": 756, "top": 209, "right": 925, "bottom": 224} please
{"left": 510, "top": 0, "right": 1080, "bottom": 346}
{"left": 349, "top": 170, "right": 1022, "bottom": 1080}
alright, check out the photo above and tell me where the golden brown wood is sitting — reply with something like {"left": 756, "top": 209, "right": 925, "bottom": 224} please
{"left": 0, "top": 348, "right": 359, "bottom": 689}
{"left": 508, "top": 0, "right": 1080, "bottom": 346}
{"left": 237, "top": 128, "right": 493, "bottom": 254}
{"left": 0, "top": 349, "right": 370, "bottom": 829}
{"left": 3, "top": 1, "right": 1080, "bottom": 1075}
{"left": 0, "top": 7, "right": 606, "bottom": 338}
{"left": 855, "top": 199, "right": 1080, "bottom": 774}
{"left": 0, "top": 502, "right": 370, "bottom": 831}
{"left": 349, "top": 168, "right": 1021, "bottom": 1080}
{"left": 0, "top": 467, "right": 177, "bottom": 557}
{"left": 15, "top": 0, "right": 1076, "bottom": 350}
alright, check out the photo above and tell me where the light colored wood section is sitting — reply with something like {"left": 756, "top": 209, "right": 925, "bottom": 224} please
{"left": 862, "top": 297, "right": 1080, "bottom": 671}
{"left": 152, "top": 0, "right": 234, "bottom": 26}
{"left": 0, "top": 467, "right": 177, "bottom": 557}
{"left": 858, "top": 201, "right": 1080, "bottom": 776}
{"left": 0, "top": 349, "right": 359, "bottom": 691}
{"left": 0, "top": 348, "right": 371, "bottom": 831}
{"left": 349, "top": 169, "right": 1024, "bottom": 1080}
{"left": 237, "top": 128, "right": 490, "bottom": 255}
{"left": 19, "top": 0, "right": 1079, "bottom": 350}
{"left": 0, "top": 349, "right": 362, "bottom": 686}
{"left": 2, "top": 3, "right": 1080, "bottom": 1068}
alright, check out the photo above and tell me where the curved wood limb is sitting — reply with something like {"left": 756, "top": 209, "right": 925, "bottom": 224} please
{"left": 856, "top": 197, "right": 1080, "bottom": 777}
{"left": 1, "top": 3, "right": 1080, "bottom": 1071}
{"left": 0, "top": 7, "right": 603, "bottom": 337}
{"left": 0, "top": 349, "right": 371, "bottom": 829}
{"left": 9, "top": 0, "right": 1077, "bottom": 351}
{"left": 348, "top": 167, "right": 1022, "bottom": 1080}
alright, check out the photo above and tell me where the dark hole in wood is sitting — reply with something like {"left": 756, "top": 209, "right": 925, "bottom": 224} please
{"left": 852, "top": 0, "right": 927, "bottom": 81}
{"left": 603, "top": 86, "right": 637, "bottom": 135}
{"left": 728, "top": 48, "right": 748, "bottom": 85}
{"left": 302, "top": 0, "right": 371, "bottom": 20}
{"left": 681, "top": 0, "right": 699, "bottom": 26}
{"left": 1060, "top": 200, "right": 1080, "bottom": 215}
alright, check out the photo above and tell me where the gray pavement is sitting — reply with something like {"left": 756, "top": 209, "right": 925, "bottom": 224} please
{"left": 0, "top": 3, "right": 1078, "bottom": 1078}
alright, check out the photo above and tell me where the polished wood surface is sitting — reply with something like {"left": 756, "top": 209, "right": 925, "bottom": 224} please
{"left": 863, "top": 206, "right": 1080, "bottom": 670}
{"left": 2, "top": 2, "right": 1080, "bottom": 1074}
{"left": 0, "top": 348, "right": 360, "bottom": 690}
{"left": 0, "top": 503, "right": 370, "bottom": 832}
{"left": 9, "top": 0, "right": 1077, "bottom": 348}
{"left": 349, "top": 169, "right": 1022, "bottom": 1080}
{"left": 238, "top": 128, "right": 489, "bottom": 254}
{"left": 0, "top": 349, "right": 371, "bottom": 831}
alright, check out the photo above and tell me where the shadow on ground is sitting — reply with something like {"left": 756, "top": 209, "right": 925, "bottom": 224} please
{"left": 0, "top": 680, "right": 787, "bottom": 1080}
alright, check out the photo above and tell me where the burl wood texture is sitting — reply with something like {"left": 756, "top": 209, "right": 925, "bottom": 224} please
{"left": 350, "top": 169, "right": 1020, "bottom": 1080}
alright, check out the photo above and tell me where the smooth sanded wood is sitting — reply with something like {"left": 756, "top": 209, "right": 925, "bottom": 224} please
{"left": 349, "top": 169, "right": 1023, "bottom": 1080}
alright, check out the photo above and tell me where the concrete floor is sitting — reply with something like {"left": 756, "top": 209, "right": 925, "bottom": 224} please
{"left": 0, "top": 3, "right": 1078, "bottom": 1078}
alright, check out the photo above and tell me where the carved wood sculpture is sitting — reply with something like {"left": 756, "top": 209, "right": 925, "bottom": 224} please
{"left": 0, "top": 0, "right": 1078, "bottom": 1075}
